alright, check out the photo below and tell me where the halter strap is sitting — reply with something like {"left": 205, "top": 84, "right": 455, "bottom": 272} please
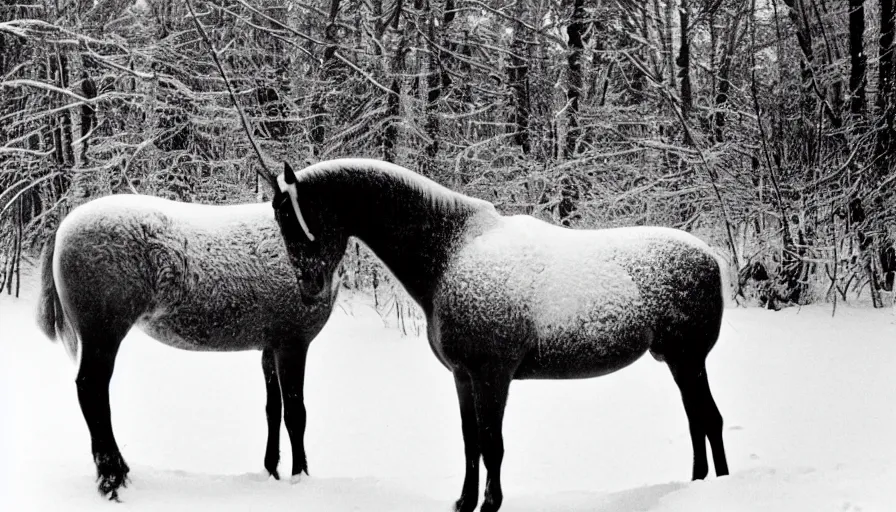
{"left": 277, "top": 174, "right": 316, "bottom": 242}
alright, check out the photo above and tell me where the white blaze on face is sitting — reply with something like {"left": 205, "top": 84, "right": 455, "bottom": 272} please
{"left": 277, "top": 174, "right": 316, "bottom": 242}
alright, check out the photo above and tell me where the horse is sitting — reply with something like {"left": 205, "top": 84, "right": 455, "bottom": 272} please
{"left": 35, "top": 194, "right": 339, "bottom": 500}
{"left": 268, "top": 159, "right": 730, "bottom": 512}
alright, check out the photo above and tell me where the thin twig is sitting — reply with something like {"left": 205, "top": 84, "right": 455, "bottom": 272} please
{"left": 0, "top": 79, "right": 95, "bottom": 103}
{"left": 333, "top": 51, "right": 397, "bottom": 96}
{"left": 0, "top": 172, "right": 63, "bottom": 217}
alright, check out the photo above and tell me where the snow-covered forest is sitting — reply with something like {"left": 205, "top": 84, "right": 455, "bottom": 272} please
{"left": 1, "top": 0, "right": 895, "bottom": 307}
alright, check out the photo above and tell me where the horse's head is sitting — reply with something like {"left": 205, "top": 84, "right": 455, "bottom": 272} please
{"left": 272, "top": 161, "right": 348, "bottom": 305}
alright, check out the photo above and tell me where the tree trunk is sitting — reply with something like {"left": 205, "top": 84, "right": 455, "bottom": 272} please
{"left": 441, "top": 0, "right": 455, "bottom": 93}
{"left": 423, "top": 0, "right": 454, "bottom": 172}
{"left": 713, "top": 9, "right": 743, "bottom": 142}
{"left": 662, "top": 0, "right": 676, "bottom": 91}
{"left": 49, "top": 48, "right": 75, "bottom": 167}
{"left": 565, "top": 0, "right": 586, "bottom": 159}
{"left": 508, "top": 2, "right": 531, "bottom": 154}
{"left": 311, "top": 0, "right": 341, "bottom": 153}
{"left": 382, "top": 77, "right": 401, "bottom": 163}
{"left": 811, "top": 0, "right": 844, "bottom": 116}
{"left": 875, "top": 0, "right": 895, "bottom": 176}
{"left": 381, "top": 0, "right": 404, "bottom": 163}
{"left": 423, "top": 15, "right": 440, "bottom": 168}
{"left": 677, "top": 0, "right": 692, "bottom": 124}
{"left": 80, "top": 71, "right": 97, "bottom": 164}
{"left": 782, "top": 0, "right": 824, "bottom": 164}
{"left": 849, "top": 0, "right": 867, "bottom": 119}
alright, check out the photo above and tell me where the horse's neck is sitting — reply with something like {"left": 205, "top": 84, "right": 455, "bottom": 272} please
{"left": 341, "top": 177, "right": 484, "bottom": 311}
{"left": 359, "top": 210, "right": 474, "bottom": 312}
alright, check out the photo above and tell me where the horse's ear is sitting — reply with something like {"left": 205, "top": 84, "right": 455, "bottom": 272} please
{"left": 284, "top": 162, "right": 297, "bottom": 185}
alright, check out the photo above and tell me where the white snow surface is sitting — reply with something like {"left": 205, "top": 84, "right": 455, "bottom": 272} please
{"left": 2, "top": 267, "right": 896, "bottom": 511}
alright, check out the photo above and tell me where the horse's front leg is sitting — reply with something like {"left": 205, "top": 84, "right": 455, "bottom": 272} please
{"left": 470, "top": 371, "right": 512, "bottom": 512}
{"left": 453, "top": 370, "right": 481, "bottom": 512}
{"left": 262, "top": 348, "right": 282, "bottom": 479}
{"left": 76, "top": 332, "right": 130, "bottom": 500}
{"left": 274, "top": 344, "right": 310, "bottom": 480}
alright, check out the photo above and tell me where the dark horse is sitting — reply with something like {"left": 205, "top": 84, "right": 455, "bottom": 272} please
{"left": 270, "top": 159, "right": 729, "bottom": 512}
{"left": 36, "top": 194, "right": 339, "bottom": 500}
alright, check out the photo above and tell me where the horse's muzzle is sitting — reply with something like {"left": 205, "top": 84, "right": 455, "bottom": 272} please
{"left": 299, "top": 271, "right": 331, "bottom": 306}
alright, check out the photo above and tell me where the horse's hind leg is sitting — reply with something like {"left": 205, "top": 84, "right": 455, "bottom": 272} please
{"left": 667, "top": 360, "right": 728, "bottom": 479}
{"left": 453, "top": 370, "right": 481, "bottom": 512}
{"left": 274, "top": 343, "right": 310, "bottom": 479}
{"left": 262, "top": 348, "right": 282, "bottom": 479}
{"left": 76, "top": 326, "right": 130, "bottom": 500}
{"left": 696, "top": 368, "right": 729, "bottom": 476}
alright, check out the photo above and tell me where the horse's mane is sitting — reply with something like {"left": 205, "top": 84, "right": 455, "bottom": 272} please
{"left": 298, "top": 158, "right": 495, "bottom": 216}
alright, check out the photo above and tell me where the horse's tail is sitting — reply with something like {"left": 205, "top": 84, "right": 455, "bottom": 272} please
{"left": 709, "top": 247, "right": 731, "bottom": 307}
{"left": 36, "top": 231, "right": 59, "bottom": 341}
{"left": 36, "top": 230, "right": 79, "bottom": 361}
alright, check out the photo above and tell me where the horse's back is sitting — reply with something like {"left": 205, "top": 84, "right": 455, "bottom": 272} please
{"left": 434, "top": 216, "right": 723, "bottom": 378}
{"left": 53, "top": 195, "right": 322, "bottom": 351}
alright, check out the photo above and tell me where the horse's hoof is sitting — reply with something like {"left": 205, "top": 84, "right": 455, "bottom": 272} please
{"left": 480, "top": 490, "right": 503, "bottom": 512}
{"left": 454, "top": 494, "right": 478, "bottom": 512}
{"left": 264, "top": 450, "right": 280, "bottom": 480}
{"left": 289, "top": 465, "right": 308, "bottom": 484}
{"left": 691, "top": 464, "right": 709, "bottom": 481}
{"left": 264, "top": 458, "right": 280, "bottom": 481}
{"left": 95, "top": 452, "right": 130, "bottom": 500}
{"left": 97, "top": 474, "right": 127, "bottom": 501}
{"left": 480, "top": 499, "right": 502, "bottom": 512}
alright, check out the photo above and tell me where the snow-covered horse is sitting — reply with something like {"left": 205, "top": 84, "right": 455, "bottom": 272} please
{"left": 270, "top": 159, "right": 730, "bottom": 512}
{"left": 36, "top": 195, "right": 339, "bottom": 500}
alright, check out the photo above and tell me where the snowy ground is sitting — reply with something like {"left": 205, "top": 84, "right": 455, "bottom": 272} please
{"left": 2, "top": 267, "right": 895, "bottom": 511}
